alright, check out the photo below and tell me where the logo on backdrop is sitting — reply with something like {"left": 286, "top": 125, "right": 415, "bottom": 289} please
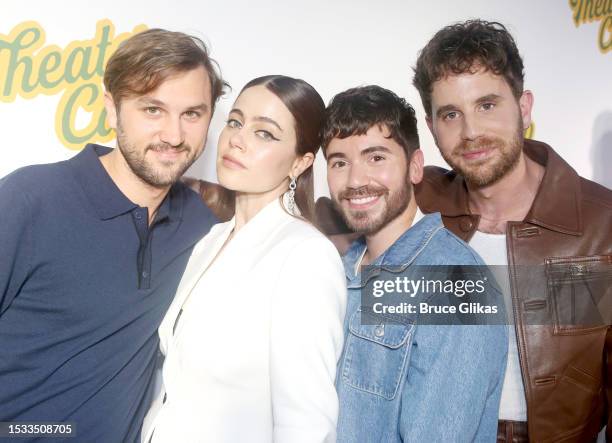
{"left": 569, "top": 0, "right": 612, "bottom": 53}
{"left": 0, "top": 20, "right": 147, "bottom": 150}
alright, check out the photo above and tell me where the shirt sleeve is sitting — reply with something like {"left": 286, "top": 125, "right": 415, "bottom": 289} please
{"left": 400, "top": 323, "right": 508, "bottom": 442}
{"left": 269, "top": 235, "right": 347, "bottom": 443}
{"left": 0, "top": 173, "right": 34, "bottom": 316}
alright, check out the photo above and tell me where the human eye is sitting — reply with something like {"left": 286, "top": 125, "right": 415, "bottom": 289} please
{"left": 226, "top": 118, "right": 242, "bottom": 129}
{"left": 442, "top": 111, "right": 459, "bottom": 121}
{"left": 144, "top": 106, "right": 161, "bottom": 116}
{"left": 329, "top": 160, "right": 347, "bottom": 169}
{"left": 370, "top": 154, "right": 385, "bottom": 163}
{"left": 184, "top": 110, "right": 202, "bottom": 120}
{"left": 479, "top": 102, "right": 495, "bottom": 111}
{"left": 255, "top": 130, "right": 279, "bottom": 141}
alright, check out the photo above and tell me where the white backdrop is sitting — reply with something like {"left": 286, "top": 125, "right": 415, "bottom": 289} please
{"left": 2, "top": 0, "right": 611, "bottom": 196}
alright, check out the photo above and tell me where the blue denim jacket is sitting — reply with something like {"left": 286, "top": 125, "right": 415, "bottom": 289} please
{"left": 336, "top": 212, "right": 508, "bottom": 443}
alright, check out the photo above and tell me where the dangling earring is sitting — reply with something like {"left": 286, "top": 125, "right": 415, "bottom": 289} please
{"left": 287, "top": 176, "right": 297, "bottom": 213}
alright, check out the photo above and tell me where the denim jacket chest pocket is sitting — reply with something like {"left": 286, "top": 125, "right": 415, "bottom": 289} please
{"left": 340, "top": 309, "right": 415, "bottom": 400}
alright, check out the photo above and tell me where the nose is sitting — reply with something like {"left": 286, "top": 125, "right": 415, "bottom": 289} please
{"left": 160, "top": 116, "right": 185, "bottom": 147}
{"left": 228, "top": 128, "right": 246, "bottom": 151}
{"left": 461, "top": 113, "right": 483, "bottom": 141}
{"left": 347, "top": 163, "right": 369, "bottom": 189}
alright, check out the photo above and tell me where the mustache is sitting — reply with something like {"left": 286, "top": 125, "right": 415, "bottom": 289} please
{"left": 453, "top": 136, "right": 502, "bottom": 154}
{"left": 146, "top": 142, "right": 190, "bottom": 152}
{"left": 337, "top": 185, "right": 387, "bottom": 200}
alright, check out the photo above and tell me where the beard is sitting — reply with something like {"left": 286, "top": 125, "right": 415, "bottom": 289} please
{"left": 332, "top": 176, "right": 412, "bottom": 236}
{"left": 440, "top": 115, "right": 524, "bottom": 188}
{"left": 116, "top": 122, "right": 196, "bottom": 189}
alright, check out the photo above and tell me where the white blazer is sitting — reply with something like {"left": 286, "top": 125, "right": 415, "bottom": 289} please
{"left": 143, "top": 198, "right": 347, "bottom": 443}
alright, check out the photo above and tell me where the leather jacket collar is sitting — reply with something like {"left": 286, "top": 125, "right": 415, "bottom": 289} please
{"left": 415, "top": 139, "right": 583, "bottom": 236}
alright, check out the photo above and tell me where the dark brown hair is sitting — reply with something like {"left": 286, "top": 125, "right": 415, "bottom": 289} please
{"left": 413, "top": 20, "right": 525, "bottom": 117}
{"left": 104, "top": 28, "right": 228, "bottom": 110}
{"left": 321, "top": 85, "right": 419, "bottom": 158}
{"left": 240, "top": 75, "right": 325, "bottom": 223}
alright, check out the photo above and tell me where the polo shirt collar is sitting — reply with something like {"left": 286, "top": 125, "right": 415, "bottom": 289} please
{"left": 70, "top": 144, "right": 181, "bottom": 222}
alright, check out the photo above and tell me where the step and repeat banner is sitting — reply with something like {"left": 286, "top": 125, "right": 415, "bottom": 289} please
{"left": 2, "top": 0, "right": 611, "bottom": 194}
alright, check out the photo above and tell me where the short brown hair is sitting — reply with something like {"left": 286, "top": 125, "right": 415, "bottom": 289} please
{"left": 104, "top": 28, "right": 228, "bottom": 109}
{"left": 413, "top": 20, "right": 524, "bottom": 117}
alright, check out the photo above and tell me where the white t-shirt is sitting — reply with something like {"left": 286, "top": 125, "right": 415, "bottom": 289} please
{"left": 469, "top": 230, "right": 528, "bottom": 422}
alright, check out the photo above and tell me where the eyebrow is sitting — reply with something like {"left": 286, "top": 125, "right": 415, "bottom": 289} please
{"left": 229, "top": 108, "right": 283, "bottom": 131}
{"left": 326, "top": 152, "right": 347, "bottom": 162}
{"left": 361, "top": 146, "right": 392, "bottom": 156}
{"left": 326, "top": 145, "right": 392, "bottom": 161}
{"left": 137, "top": 96, "right": 209, "bottom": 113}
{"left": 435, "top": 104, "right": 458, "bottom": 119}
{"left": 435, "top": 93, "right": 504, "bottom": 118}
{"left": 475, "top": 93, "right": 502, "bottom": 104}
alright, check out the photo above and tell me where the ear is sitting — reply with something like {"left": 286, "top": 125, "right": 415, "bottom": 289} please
{"left": 409, "top": 149, "right": 424, "bottom": 185}
{"left": 104, "top": 92, "right": 119, "bottom": 130}
{"left": 290, "top": 152, "right": 315, "bottom": 179}
{"left": 519, "top": 90, "right": 534, "bottom": 130}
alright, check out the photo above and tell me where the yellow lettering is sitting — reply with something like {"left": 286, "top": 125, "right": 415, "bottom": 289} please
{"left": 0, "top": 19, "right": 146, "bottom": 150}
{"left": 599, "top": 15, "right": 612, "bottom": 53}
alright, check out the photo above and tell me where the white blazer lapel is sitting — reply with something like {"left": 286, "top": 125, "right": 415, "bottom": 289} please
{"left": 158, "top": 219, "right": 235, "bottom": 354}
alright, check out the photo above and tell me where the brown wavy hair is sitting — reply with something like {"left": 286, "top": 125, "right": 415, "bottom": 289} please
{"left": 413, "top": 20, "right": 525, "bottom": 117}
{"left": 104, "top": 28, "right": 228, "bottom": 110}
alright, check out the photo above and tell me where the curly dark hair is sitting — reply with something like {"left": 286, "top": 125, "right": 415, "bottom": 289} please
{"left": 321, "top": 85, "right": 419, "bottom": 159}
{"left": 413, "top": 19, "right": 525, "bottom": 117}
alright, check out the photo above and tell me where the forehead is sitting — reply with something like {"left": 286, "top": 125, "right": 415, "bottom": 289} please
{"left": 233, "top": 85, "right": 294, "bottom": 125}
{"left": 326, "top": 125, "right": 405, "bottom": 158}
{"left": 131, "top": 66, "right": 212, "bottom": 107}
{"left": 430, "top": 69, "right": 514, "bottom": 106}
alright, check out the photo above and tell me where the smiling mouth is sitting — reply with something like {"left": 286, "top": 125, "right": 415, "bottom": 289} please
{"left": 345, "top": 194, "right": 382, "bottom": 209}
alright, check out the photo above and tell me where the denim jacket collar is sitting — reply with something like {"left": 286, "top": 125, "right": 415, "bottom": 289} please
{"left": 342, "top": 212, "right": 445, "bottom": 289}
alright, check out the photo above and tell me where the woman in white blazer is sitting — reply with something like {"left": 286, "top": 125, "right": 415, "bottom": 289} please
{"left": 143, "top": 75, "right": 347, "bottom": 443}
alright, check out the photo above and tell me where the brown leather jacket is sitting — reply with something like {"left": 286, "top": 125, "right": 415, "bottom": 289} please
{"left": 415, "top": 139, "right": 612, "bottom": 443}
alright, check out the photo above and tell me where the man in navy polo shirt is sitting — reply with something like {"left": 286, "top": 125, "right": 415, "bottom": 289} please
{"left": 0, "top": 29, "right": 226, "bottom": 442}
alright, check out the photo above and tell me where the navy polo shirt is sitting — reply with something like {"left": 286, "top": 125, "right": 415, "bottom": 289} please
{"left": 0, "top": 144, "right": 216, "bottom": 442}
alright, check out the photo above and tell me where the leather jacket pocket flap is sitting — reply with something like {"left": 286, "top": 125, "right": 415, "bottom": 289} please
{"left": 348, "top": 309, "right": 414, "bottom": 349}
{"left": 546, "top": 254, "right": 612, "bottom": 333}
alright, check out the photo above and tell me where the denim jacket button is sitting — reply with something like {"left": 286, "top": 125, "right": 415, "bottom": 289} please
{"left": 374, "top": 324, "right": 385, "bottom": 337}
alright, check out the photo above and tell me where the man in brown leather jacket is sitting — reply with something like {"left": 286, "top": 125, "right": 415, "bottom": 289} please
{"left": 411, "top": 19, "right": 612, "bottom": 443}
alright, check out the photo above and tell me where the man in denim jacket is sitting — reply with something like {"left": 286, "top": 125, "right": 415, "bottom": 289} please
{"left": 322, "top": 85, "right": 508, "bottom": 442}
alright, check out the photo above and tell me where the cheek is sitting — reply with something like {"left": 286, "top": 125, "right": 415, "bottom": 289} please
{"left": 184, "top": 121, "right": 210, "bottom": 148}
{"left": 217, "top": 128, "right": 231, "bottom": 157}
{"left": 120, "top": 115, "right": 158, "bottom": 142}
{"left": 432, "top": 123, "right": 459, "bottom": 151}
{"left": 327, "top": 170, "right": 345, "bottom": 197}
{"left": 251, "top": 146, "right": 294, "bottom": 181}
{"left": 373, "top": 163, "right": 407, "bottom": 189}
